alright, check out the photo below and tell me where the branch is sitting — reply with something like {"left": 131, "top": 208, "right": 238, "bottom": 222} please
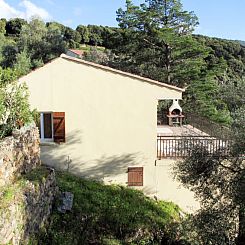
{"left": 219, "top": 161, "right": 240, "bottom": 174}
{"left": 142, "top": 37, "right": 167, "bottom": 50}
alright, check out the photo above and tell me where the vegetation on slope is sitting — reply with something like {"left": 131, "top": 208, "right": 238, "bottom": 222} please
{"left": 36, "top": 172, "right": 184, "bottom": 245}
{"left": 174, "top": 108, "right": 245, "bottom": 244}
{"left": 0, "top": 167, "right": 50, "bottom": 214}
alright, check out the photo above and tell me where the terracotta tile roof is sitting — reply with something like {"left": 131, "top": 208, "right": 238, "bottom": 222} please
{"left": 69, "top": 49, "right": 84, "bottom": 56}
{"left": 60, "top": 54, "right": 185, "bottom": 92}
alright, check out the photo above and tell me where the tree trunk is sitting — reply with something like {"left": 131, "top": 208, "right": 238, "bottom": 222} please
{"left": 164, "top": 43, "right": 171, "bottom": 84}
{"left": 163, "top": 0, "right": 171, "bottom": 84}
{"left": 237, "top": 206, "right": 245, "bottom": 245}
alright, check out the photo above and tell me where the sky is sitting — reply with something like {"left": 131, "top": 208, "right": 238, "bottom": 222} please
{"left": 0, "top": 0, "right": 244, "bottom": 41}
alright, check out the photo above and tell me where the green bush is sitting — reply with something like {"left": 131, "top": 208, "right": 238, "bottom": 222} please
{"left": 0, "top": 67, "right": 32, "bottom": 138}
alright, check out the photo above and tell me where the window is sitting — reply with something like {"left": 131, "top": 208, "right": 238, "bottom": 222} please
{"left": 128, "top": 167, "right": 143, "bottom": 186}
{"left": 39, "top": 112, "right": 65, "bottom": 143}
{"left": 39, "top": 112, "right": 53, "bottom": 141}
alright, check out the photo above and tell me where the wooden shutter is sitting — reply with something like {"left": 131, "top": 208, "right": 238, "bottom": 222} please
{"left": 53, "top": 112, "right": 65, "bottom": 143}
{"left": 128, "top": 167, "right": 143, "bottom": 186}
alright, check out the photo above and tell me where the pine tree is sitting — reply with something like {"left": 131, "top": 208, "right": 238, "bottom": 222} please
{"left": 115, "top": 0, "right": 208, "bottom": 87}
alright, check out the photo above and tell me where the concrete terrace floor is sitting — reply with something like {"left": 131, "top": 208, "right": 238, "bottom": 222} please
{"left": 157, "top": 124, "right": 209, "bottom": 136}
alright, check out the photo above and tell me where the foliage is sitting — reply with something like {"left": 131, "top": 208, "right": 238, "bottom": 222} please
{"left": 37, "top": 171, "right": 184, "bottom": 244}
{"left": 184, "top": 78, "right": 232, "bottom": 125}
{"left": 83, "top": 47, "right": 113, "bottom": 65}
{"left": 23, "top": 166, "right": 50, "bottom": 185}
{"left": 231, "top": 106, "right": 245, "bottom": 156}
{"left": 0, "top": 67, "right": 32, "bottom": 138}
{"left": 76, "top": 25, "right": 90, "bottom": 43}
{"left": 220, "top": 79, "right": 245, "bottom": 112}
{"left": 17, "top": 18, "right": 48, "bottom": 68}
{"left": 113, "top": 0, "right": 207, "bottom": 87}
{"left": 63, "top": 26, "right": 81, "bottom": 48}
{"left": 0, "top": 33, "right": 17, "bottom": 68}
{"left": 6, "top": 18, "right": 66, "bottom": 69}
{"left": 5, "top": 18, "right": 27, "bottom": 37}
{"left": 0, "top": 19, "right": 6, "bottom": 34}
{"left": 45, "top": 22, "right": 67, "bottom": 60}
{"left": 13, "top": 50, "right": 31, "bottom": 76}
{"left": 173, "top": 112, "right": 245, "bottom": 244}
{"left": 108, "top": 0, "right": 245, "bottom": 125}
{"left": 0, "top": 9, "right": 245, "bottom": 126}
{"left": 195, "top": 35, "right": 245, "bottom": 83}
{"left": 0, "top": 166, "right": 50, "bottom": 222}
{"left": 87, "top": 25, "right": 104, "bottom": 46}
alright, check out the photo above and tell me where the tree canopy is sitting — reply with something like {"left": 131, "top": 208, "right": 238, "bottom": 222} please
{"left": 0, "top": 67, "right": 32, "bottom": 138}
{"left": 173, "top": 107, "right": 245, "bottom": 244}
{"left": 113, "top": 0, "right": 206, "bottom": 87}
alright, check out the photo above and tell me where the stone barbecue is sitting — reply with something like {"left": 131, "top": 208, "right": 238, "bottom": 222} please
{"left": 167, "top": 99, "right": 185, "bottom": 126}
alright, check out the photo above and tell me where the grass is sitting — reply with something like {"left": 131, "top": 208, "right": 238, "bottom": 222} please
{"left": 79, "top": 45, "right": 106, "bottom": 52}
{"left": 23, "top": 166, "right": 50, "bottom": 185}
{"left": 0, "top": 167, "right": 50, "bottom": 216}
{"left": 37, "top": 171, "right": 183, "bottom": 245}
{"left": 0, "top": 185, "right": 19, "bottom": 211}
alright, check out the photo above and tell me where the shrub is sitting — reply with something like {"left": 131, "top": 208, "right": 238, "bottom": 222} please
{"left": 0, "top": 67, "right": 32, "bottom": 138}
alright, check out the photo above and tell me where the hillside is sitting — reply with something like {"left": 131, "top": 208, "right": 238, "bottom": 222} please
{"left": 237, "top": 40, "right": 245, "bottom": 46}
{"left": 34, "top": 172, "right": 184, "bottom": 245}
{"left": 0, "top": 17, "right": 245, "bottom": 125}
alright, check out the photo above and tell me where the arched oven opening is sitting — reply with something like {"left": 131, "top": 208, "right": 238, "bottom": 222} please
{"left": 171, "top": 109, "right": 181, "bottom": 115}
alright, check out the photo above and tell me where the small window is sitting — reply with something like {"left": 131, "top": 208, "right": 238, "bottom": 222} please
{"left": 38, "top": 112, "right": 66, "bottom": 143}
{"left": 39, "top": 112, "right": 53, "bottom": 142}
{"left": 128, "top": 167, "right": 143, "bottom": 186}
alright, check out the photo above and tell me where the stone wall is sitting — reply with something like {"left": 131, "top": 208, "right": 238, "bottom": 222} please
{"left": 0, "top": 125, "right": 58, "bottom": 244}
{"left": 0, "top": 167, "right": 58, "bottom": 244}
{"left": 0, "top": 124, "right": 40, "bottom": 187}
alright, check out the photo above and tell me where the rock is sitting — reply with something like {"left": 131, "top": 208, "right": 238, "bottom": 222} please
{"left": 57, "top": 192, "right": 74, "bottom": 213}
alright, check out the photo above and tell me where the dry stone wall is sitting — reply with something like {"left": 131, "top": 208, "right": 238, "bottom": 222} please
{"left": 0, "top": 124, "right": 40, "bottom": 187}
{"left": 0, "top": 125, "right": 58, "bottom": 244}
{"left": 0, "top": 167, "right": 58, "bottom": 244}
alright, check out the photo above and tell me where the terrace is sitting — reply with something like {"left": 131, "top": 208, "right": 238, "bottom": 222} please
{"left": 156, "top": 106, "right": 232, "bottom": 159}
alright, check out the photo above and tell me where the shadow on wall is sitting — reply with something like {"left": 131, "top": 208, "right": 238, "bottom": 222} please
{"left": 41, "top": 129, "right": 143, "bottom": 182}
{"left": 70, "top": 153, "right": 138, "bottom": 181}
{"left": 41, "top": 129, "right": 83, "bottom": 170}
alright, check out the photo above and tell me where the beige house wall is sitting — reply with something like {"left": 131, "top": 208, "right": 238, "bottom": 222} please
{"left": 19, "top": 57, "right": 199, "bottom": 212}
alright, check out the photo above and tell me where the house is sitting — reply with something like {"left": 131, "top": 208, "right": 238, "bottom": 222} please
{"left": 66, "top": 49, "right": 84, "bottom": 59}
{"left": 19, "top": 54, "right": 199, "bottom": 211}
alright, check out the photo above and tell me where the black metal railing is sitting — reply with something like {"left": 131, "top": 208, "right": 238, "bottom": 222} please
{"left": 157, "top": 135, "right": 232, "bottom": 159}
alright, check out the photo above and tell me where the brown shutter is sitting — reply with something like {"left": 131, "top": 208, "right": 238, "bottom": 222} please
{"left": 128, "top": 167, "right": 143, "bottom": 186}
{"left": 53, "top": 112, "right": 65, "bottom": 143}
